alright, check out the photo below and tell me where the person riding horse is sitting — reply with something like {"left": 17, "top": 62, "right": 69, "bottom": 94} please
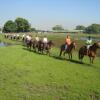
{"left": 35, "top": 35, "right": 40, "bottom": 42}
{"left": 22, "top": 34, "right": 25, "bottom": 41}
{"left": 32, "top": 35, "right": 40, "bottom": 51}
{"left": 16, "top": 34, "right": 20, "bottom": 40}
{"left": 42, "top": 36, "right": 48, "bottom": 49}
{"left": 38, "top": 39, "right": 53, "bottom": 55}
{"left": 65, "top": 35, "right": 71, "bottom": 50}
{"left": 85, "top": 36, "right": 92, "bottom": 54}
{"left": 79, "top": 42, "right": 100, "bottom": 64}
{"left": 59, "top": 41, "right": 76, "bottom": 59}
{"left": 59, "top": 35, "right": 76, "bottom": 59}
{"left": 25, "top": 35, "right": 32, "bottom": 49}
{"left": 35, "top": 35, "right": 40, "bottom": 46}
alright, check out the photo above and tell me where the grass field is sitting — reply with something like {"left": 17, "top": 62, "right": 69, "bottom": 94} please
{"left": 0, "top": 33, "right": 100, "bottom": 100}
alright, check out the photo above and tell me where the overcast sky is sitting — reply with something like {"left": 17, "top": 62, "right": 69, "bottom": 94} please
{"left": 0, "top": 0, "right": 100, "bottom": 30}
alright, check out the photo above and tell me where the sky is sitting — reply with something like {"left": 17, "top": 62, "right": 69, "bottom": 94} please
{"left": 0, "top": 0, "right": 100, "bottom": 30}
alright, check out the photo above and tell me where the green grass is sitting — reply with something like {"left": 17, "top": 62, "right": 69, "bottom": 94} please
{"left": 0, "top": 44, "right": 100, "bottom": 100}
{"left": 0, "top": 33, "right": 100, "bottom": 100}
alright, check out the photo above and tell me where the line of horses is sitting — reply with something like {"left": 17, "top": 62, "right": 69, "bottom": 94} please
{"left": 24, "top": 37, "right": 100, "bottom": 64}
{"left": 25, "top": 39, "right": 54, "bottom": 56}
{"left": 4, "top": 34, "right": 100, "bottom": 64}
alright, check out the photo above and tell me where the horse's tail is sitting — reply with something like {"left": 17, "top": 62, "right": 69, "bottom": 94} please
{"left": 79, "top": 49, "right": 82, "bottom": 60}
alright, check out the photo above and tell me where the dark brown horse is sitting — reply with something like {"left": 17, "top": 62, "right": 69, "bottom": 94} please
{"left": 59, "top": 42, "right": 76, "bottom": 59}
{"left": 79, "top": 42, "right": 100, "bottom": 64}
{"left": 38, "top": 40, "right": 54, "bottom": 55}
{"left": 32, "top": 40, "right": 40, "bottom": 52}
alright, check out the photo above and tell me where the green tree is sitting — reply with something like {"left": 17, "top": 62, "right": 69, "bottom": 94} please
{"left": 85, "top": 24, "right": 100, "bottom": 34}
{"left": 76, "top": 25, "right": 85, "bottom": 30}
{"left": 15, "top": 17, "right": 31, "bottom": 32}
{"left": 30, "top": 28, "right": 36, "bottom": 32}
{"left": 52, "top": 25, "right": 64, "bottom": 31}
{"left": 3, "top": 20, "right": 17, "bottom": 33}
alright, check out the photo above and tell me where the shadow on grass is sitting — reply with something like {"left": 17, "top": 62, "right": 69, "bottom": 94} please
{"left": 22, "top": 47, "right": 99, "bottom": 69}
{"left": 51, "top": 54, "right": 99, "bottom": 68}
{"left": 23, "top": 47, "right": 34, "bottom": 53}
{"left": 22, "top": 47, "right": 47, "bottom": 55}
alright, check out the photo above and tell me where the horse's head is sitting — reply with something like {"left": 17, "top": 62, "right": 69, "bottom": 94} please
{"left": 93, "top": 42, "right": 100, "bottom": 48}
{"left": 72, "top": 41, "right": 76, "bottom": 50}
{"left": 48, "top": 40, "right": 54, "bottom": 46}
{"left": 96, "top": 42, "right": 100, "bottom": 48}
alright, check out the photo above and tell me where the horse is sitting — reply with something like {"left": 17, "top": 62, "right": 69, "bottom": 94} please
{"left": 38, "top": 40, "right": 54, "bottom": 55}
{"left": 25, "top": 38, "right": 33, "bottom": 50}
{"left": 32, "top": 40, "right": 39, "bottom": 52}
{"left": 79, "top": 42, "right": 100, "bottom": 64}
{"left": 59, "top": 42, "right": 76, "bottom": 59}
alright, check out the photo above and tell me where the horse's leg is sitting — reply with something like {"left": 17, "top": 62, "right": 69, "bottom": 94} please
{"left": 70, "top": 53, "right": 72, "bottom": 60}
{"left": 30, "top": 45, "right": 31, "bottom": 50}
{"left": 26, "top": 42, "right": 29, "bottom": 48}
{"left": 34, "top": 46, "right": 36, "bottom": 52}
{"left": 59, "top": 50, "right": 62, "bottom": 57}
{"left": 29, "top": 43, "right": 31, "bottom": 50}
{"left": 63, "top": 51, "right": 66, "bottom": 56}
{"left": 47, "top": 50, "right": 50, "bottom": 56}
{"left": 90, "top": 57, "right": 92, "bottom": 64}
{"left": 68, "top": 53, "right": 70, "bottom": 59}
{"left": 80, "top": 55, "right": 84, "bottom": 63}
{"left": 92, "top": 57, "right": 95, "bottom": 64}
{"left": 41, "top": 48, "right": 43, "bottom": 54}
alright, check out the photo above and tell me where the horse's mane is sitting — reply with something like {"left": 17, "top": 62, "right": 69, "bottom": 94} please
{"left": 89, "top": 43, "right": 98, "bottom": 51}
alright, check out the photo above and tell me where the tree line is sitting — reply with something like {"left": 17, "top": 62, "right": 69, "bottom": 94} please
{"left": 1, "top": 17, "right": 100, "bottom": 34}
{"left": 75, "top": 24, "right": 100, "bottom": 34}
{"left": 52, "top": 24, "right": 100, "bottom": 34}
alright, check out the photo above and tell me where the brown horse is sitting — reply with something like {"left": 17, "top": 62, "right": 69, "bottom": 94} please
{"left": 59, "top": 42, "right": 76, "bottom": 59}
{"left": 79, "top": 42, "right": 100, "bottom": 64}
{"left": 32, "top": 40, "right": 42, "bottom": 52}
{"left": 38, "top": 40, "right": 54, "bottom": 55}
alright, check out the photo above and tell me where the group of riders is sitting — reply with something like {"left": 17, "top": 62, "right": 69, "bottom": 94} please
{"left": 5, "top": 33, "right": 93, "bottom": 53}
{"left": 24, "top": 34, "right": 48, "bottom": 45}
{"left": 4, "top": 33, "right": 100, "bottom": 63}
{"left": 22, "top": 34, "right": 49, "bottom": 50}
{"left": 5, "top": 33, "right": 48, "bottom": 45}
{"left": 5, "top": 33, "right": 20, "bottom": 40}
{"left": 5, "top": 33, "right": 52, "bottom": 54}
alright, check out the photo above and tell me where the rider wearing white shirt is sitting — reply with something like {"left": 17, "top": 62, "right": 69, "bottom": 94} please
{"left": 22, "top": 34, "right": 25, "bottom": 39}
{"left": 35, "top": 35, "right": 39, "bottom": 42}
{"left": 86, "top": 36, "right": 92, "bottom": 49}
{"left": 26, "top": 35, "right": 32, "bottom": 41}
{"left": 43, "top": 36, "right": 48, "bottom": 44}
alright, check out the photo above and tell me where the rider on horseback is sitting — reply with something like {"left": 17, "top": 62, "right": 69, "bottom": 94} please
{"left": 22, "top": 34, "right": 25, "bottom": 41}
{"left": 26, "top": 34, "right": 32, "bottom": 42}
{"left": 35, "top": 35, "right": 40, "bottom": 42}
{"left": 43, "top": 36, "right": 48, "bottom": 48}
{"left": 85, "top": 36, "right": 92, "bottom": 53}
{"left": 65, "top": 35, "right": 71, "bottom": 50}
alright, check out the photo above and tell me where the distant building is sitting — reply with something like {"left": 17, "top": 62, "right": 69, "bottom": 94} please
{"left": 53, "top": 30, "right": 83, "bottom": 34}
{"left": 36, "top": 29, "right": 84, "bottom": 34}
